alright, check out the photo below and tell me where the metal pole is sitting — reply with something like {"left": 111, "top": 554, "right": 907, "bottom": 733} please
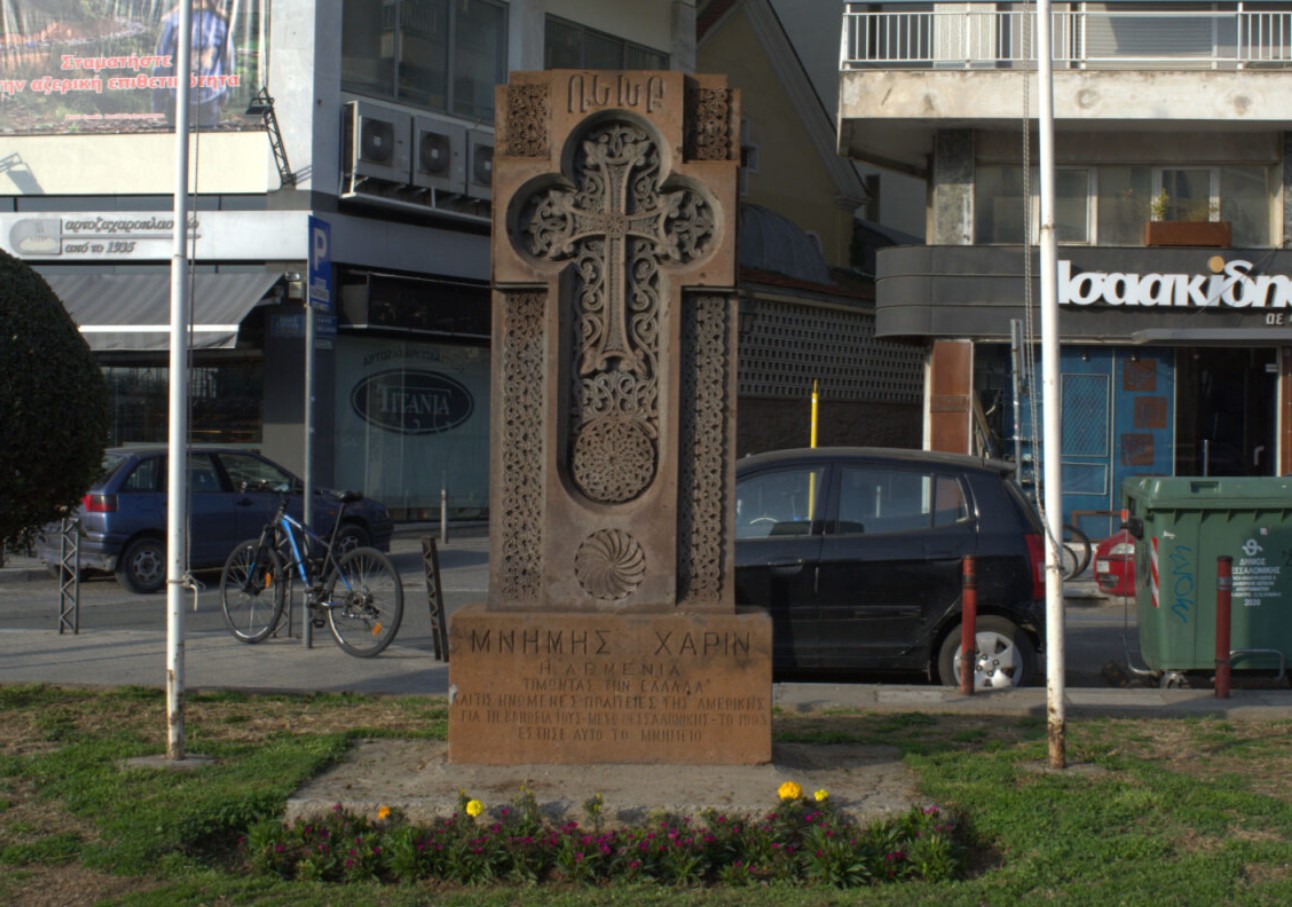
{"left": 1215, "top": 555, "right": 1233, "bottom": 699}
{"left": 302, "top": 298, "right": 315, "bottom": 649}
{"left": 440, "top": 486, "right": 449, "bottom": 546}
{"left": 166, "top": 0, "right": 195, "bottom": 762}
{"left": 1009, "top": 319, "right": 1025, "bottom": 488}
{"left": 961, "top": 555, "right": 978, "bottom": 696}
{"left": 1037, "top": 0, "right": 1067, "bottom": 769}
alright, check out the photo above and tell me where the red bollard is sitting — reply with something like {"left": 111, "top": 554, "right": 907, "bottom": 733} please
{"left": 961, "top": 555, "right": 977, "bottom": 695}
{"left": 1215, "top": 555, "right": 1233, "bottom": 699}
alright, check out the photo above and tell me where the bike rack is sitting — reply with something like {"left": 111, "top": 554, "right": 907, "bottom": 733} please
{"left": 422, "top": 537, "right": 449, "bottom": 661}
{"left": 57, "top": 518, "right": 80, "bottom": 634}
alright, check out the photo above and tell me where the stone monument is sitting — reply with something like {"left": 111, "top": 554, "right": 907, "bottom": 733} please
{"left": 448, "top": 70, "right": 771, "bottom": 765}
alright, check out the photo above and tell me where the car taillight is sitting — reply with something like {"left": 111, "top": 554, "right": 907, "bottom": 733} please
{"left": 1025, "top": 532, "right": 1045, "bottom": 600}
{"left": 82, "top": 493, "right": 117, "bottom": 513}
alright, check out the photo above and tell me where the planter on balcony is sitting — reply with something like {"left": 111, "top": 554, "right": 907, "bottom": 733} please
{"left": 1143, "top": 220, "right": 1232, "bottom": 248}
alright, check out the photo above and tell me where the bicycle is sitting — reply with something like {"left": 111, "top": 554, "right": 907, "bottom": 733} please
{"left": 219, "top": 483, "right": 403, "bottom": 657}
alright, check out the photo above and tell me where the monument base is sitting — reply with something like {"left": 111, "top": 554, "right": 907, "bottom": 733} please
{"left": 447, "top": 604, "right": 773, "bottom": 765}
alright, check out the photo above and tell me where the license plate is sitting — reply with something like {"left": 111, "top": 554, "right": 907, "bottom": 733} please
{"left": 1095, "top": 559, "right": 1111, "bottom": 574}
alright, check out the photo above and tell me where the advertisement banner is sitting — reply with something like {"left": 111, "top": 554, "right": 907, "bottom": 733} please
{"left": 0, "top": 0, "right": 266, "bottom": 134}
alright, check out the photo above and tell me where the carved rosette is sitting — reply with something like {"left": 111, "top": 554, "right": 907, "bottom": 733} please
{"left": 497, "top": 291, "right": 545, "bottom": 601}
{"left": 685, "top": 88, "right": 735, "bottom": 161}
{"left": 678, "top": 294, "right": 731, "bottom": 604}
{"left": 504, "top": 83, "right": 550, "bottom": 158}
{"left": 517, "top": 120, "right": 716, "bottom": 506}
{"left": 575, "top": 529, "right": 646, "bottom": 601}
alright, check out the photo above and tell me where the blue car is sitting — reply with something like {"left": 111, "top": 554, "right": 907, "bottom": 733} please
{"left": 36, "top": 447, "right": 394, "bottom": 594}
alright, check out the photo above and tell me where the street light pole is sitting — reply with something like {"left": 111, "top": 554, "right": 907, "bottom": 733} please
{"left": 1037, "top": 0, "right": 1066, "bottom": 769}
{"left": 166, "top": 0, "right": 195, "bottom": 761}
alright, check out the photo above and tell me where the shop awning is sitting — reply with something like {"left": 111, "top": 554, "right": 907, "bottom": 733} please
{"left": 1131, "top": 327, "right": 1292, "bottom": 347}
{"left": 41, "top": 272, "right": 282, "bottom": 352}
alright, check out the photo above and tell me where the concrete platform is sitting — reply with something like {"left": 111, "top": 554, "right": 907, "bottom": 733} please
{"left": 284, "top": 739, "right": 918, "bottom": 828}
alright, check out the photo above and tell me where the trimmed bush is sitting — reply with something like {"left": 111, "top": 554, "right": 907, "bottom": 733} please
{"left": 0, "top": 249, "right": 108, "bottom": 546}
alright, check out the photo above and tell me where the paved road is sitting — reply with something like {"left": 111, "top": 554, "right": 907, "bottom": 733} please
{"left": 1, "top": 529, "right": 1154, "bottom": 693}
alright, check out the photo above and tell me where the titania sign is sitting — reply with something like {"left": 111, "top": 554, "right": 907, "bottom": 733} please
{"left": 1059, "top": 259, "right": 1292, "bottom": 309}
{"left": 350, "top": 369, "right": 475, "bottom": 436}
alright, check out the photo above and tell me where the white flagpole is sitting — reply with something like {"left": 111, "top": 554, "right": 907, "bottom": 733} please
{"left": 1036, "top": 0, "right": 1066, "bottom": 768}
{"left": 167, "top": 0, "right": 195, "bottom": 761}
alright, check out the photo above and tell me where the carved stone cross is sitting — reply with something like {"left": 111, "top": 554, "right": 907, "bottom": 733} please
{"left": 449, "top": 69, "right": 771, "bottom": 768}
{"left": 520, "top": 123, "right": 715, "bottom": 378}
{"left": 515, "top": 120, "right": 715, "bottom": 505}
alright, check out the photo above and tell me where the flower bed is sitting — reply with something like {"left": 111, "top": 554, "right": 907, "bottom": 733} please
{"left": 244, "top": 785, "right": 966, "bottom": 888}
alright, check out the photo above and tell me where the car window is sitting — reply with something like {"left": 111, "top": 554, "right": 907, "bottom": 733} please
{"left": 837, "top": 467, "right": 968, "bottom": 534}
{"left": 120, "top": 457, "right": 163, "bottom": 493}
{"left": 218, "top": 453, "right": 295, "bottom": 493}
{"left": 735, "top": 466, "right": 824, "bottom": 539}
{"left": 188, "top": 454, "right": 222, "bottom": 494}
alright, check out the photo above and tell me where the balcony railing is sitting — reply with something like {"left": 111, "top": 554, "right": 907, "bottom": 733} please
{"left": 841, "top": 2, "right": 1292, "bottom": 70}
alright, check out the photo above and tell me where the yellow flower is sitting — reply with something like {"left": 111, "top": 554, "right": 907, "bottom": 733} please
{"left": 777, "top": 780, "right": 803, "bottom": 801}
{"left": 813, "top": 789, "right": 829, "bottom": 803}
{"left": 377, "top": 805, "right": 392, "bottom": 821}
{"left": 465, "top": 799, "right": 485, "bottom": 818}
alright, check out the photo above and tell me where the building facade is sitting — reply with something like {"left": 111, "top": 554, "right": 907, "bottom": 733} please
{"left": 838, "top": 0, "right": 1292, "bottom": 534}
{"left": 1, "top": 0, "right": 694, "bottom": 520}
{"left": 699, "top": 0, "right": 925, "bottom": 454}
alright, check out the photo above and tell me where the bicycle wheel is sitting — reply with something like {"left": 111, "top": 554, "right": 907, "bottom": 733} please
{"left": 220, "top": 540, "right": 286, "bottom": 643}
{"left": 1062, "top": 523, "right": 1092, "bottom": 579}
{"left": 324, "top": 546, "right": 403, "bottom": 657}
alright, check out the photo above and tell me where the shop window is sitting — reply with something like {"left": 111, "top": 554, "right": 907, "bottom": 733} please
{"left": 1096, "top": 165, "right": 1154, "bottom": 246}
{"left": 545, "top": 16, "right": 668, "bottom": 70}
{"left": 102, "top": 362, "right": 263, "bottom": 447}
{"left": 974, "top": 165, "right": 1089, "bottom": 245}
{"left": 980, "top": 163, "right": 1274, "bottom": 247}
{"left": 341, "top": 0, "right": 507, "bottom": 121}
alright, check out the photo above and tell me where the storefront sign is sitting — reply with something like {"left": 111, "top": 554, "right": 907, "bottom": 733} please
{"left": 7, "top": 213, "right": 198, "bottom": 258}
{"left": 2, "top": 210, "right": 306, "bottom": 260}
{"left": 350, "top": 369, "right": 475, "bottom": 436}
{"left": 0, "top": 0, "right": 266, "bottom": 135}
{"left": 1059, "top": 259, "right": 1292, "bottom": 310}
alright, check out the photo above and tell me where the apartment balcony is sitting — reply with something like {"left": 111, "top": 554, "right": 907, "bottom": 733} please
{"left": 838, "top": 1, "right": 1292, "bottom": 175}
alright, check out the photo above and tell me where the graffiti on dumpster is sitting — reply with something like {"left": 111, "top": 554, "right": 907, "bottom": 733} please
{"left": 1168, "top": 544, "right": 1194, "bottom": 624}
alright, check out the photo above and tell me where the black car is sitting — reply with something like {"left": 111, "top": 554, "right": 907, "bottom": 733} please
{"left": 735, "top": 447, "right": 1045, "bottom": 687}
{"left": 35, "top": 447, "right": 395, "bottom": 594}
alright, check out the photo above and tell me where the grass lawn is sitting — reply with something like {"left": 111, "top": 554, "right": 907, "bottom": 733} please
{"left": 2, "top": 684, "right": 1291, "bottom": 905}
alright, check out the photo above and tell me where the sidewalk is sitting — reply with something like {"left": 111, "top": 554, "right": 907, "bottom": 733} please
{"left": 3, "top": 535, "right": 1290, "bottom": 721}
{"left": 0, "top": 623, "right": 1290, "bottom": 721}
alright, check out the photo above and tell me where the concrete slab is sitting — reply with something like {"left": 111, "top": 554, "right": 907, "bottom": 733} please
{"left": 285, "top": 739, "right": 918, "bottom": 828}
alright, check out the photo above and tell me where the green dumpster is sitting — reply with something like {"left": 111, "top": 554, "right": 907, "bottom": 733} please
{"left": 1123, "top": 476, "right": 1292, "bottom": 680}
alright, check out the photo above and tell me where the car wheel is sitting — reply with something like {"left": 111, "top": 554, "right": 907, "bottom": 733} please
{"left": 116, "top": 537, "right": 166, "bottom": 594}
{"left": 333, "top": 523, "right": 370, "bottom": 558}
{"left": 937, "top": 615, "right": 1036, "bottom": 689}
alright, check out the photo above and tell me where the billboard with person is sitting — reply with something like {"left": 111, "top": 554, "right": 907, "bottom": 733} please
{"left": 0, "top": 0, "right": 266, "bottom": 134}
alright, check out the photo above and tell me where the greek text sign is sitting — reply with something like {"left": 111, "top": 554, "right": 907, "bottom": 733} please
{"left": 1059, "top": 259, "right": 1292, "bottom": 310}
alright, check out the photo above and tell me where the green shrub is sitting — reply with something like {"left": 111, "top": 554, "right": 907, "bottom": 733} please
{"left": 0, "top": 249, "right": 107, "bottom": 546}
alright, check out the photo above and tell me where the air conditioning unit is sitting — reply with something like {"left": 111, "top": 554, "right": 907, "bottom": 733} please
{"left": 412, "top": 114, "right": 467, "bottom": 193}
{"left": 344, "top": 100, "right": 411, "bottom": 184}
{"left": 466, "top": 129, "right": 494, "bottom": 200}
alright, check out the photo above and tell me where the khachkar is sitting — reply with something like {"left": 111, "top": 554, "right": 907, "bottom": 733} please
{"left": 448, "top": 71, "right": 772, "bottom": 765}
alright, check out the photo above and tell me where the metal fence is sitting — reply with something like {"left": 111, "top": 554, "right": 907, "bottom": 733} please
{"left": 842, "top": 3, "right": 1292, "bottom": 70}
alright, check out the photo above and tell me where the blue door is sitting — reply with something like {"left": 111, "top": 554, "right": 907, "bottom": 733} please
{"left": 1016, "top": 346, "right": 1174, "bottom": 537}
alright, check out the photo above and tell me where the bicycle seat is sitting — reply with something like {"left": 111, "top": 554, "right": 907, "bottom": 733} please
{"left": 337, "top": 490, "right": 365, "bottom": 504}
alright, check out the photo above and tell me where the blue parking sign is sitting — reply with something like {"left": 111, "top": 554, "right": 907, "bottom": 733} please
{"left": 308, "top": 216, "right": 332, "bottom": 313}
